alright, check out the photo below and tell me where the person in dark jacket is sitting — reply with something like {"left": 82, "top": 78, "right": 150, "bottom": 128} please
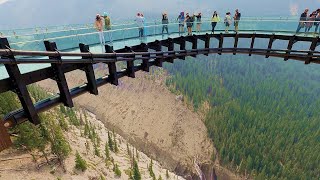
{"left": 296, "top": 8, "right": 309, "bottom": 33}
{"left": 314, "top": 9, "right": 320, "bottom": 33}
{"left": 185, "top": 13, "right": 194, "bottom": 35}
{"left": 162, "top": 13, "right": 169, "bottom": 35}
{"left": 233, "top": 9, "right": 241, "bottom": 33}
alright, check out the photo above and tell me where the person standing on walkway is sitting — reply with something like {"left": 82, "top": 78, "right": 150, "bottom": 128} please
{"left": 162, "top": 12, "right": 169, "bottom": 36}
{"left": 233, "top": 9, "right": 241, "bottom": 33}
{"left": 95, "top": 14, "right": 105, "bottom": 52}
{"left": 211, "top": 11, "right": 220, "bottom": 34}
{"left": 185, "top": 13, "right": 194, "bottom": 35}
{"left": 224, "top": 12, "right": 232, "bottom": 33}
{"left": 135, "top": 13, "right": 145, "bottom": 38}
{"left": 305, "top": 12, "right": 316, "bottom": 34}
{"left": 196, "top": 13, "right": 202, "bottom": 33}
{"left": 296, "top": 8, "right": 309, "bottom": 33}
{"left": 103, "top": 12, "right": 113, "bottom": 44}
{"left": 314, "top": 9, "right": 320, "bottom": 34}
{"left": 177, "top": 12, "right": 185, "bottom": 35}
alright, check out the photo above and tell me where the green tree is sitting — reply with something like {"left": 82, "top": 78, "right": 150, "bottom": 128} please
{"left": 75, "top": 151, "right": 87, "bottom": 172}
{"left": 105, "top": 141, "right": 110, "bottom": 160}
{"left": 114, "top": 164, "right": 122, "bottom": 177}
{"left": 133, "top": 158, "right": 141, "bottom": 180}
{"left": 108, "top": 131, "right": 114, "bottom": 152}
{"left": 148, "top": 159, "right": 155, "bottom": 179}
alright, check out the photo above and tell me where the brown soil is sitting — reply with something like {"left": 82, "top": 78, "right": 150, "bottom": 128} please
{"left": 37, "top": 66, "right": 241, "bottom": 179}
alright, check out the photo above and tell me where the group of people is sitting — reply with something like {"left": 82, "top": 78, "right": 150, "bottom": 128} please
{"left": 93, "top": 10, "right": 242, "bottom": 51}
{"left": 296, "top": 8, "right": 320, "bottom": 34}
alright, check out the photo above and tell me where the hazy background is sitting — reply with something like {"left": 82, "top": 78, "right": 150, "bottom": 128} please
{"left": 0, "top": 0, "right": 319, "bottom": 29}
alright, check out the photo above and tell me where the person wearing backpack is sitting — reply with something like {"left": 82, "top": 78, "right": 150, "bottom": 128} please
{"left": 177, "top": 12, "right": 185, "bottom": 35}
{"left": 224, "top": 12, "right": 232, "bottom": 33}
{"left": 211, "top": 11, "right": 220, "bottom": 34}
{"left": 185, "top": 13, "right": 194, "bottom": 35}
{"left": 234, "top": 9, "right": 241, "bottom": 33}
{"left": 162, "top": 12, "right": 169, "bottom": 36}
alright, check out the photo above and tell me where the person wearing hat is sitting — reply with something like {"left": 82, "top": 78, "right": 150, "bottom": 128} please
{"left": 94, "top": 14, "right": 105, "bottom": 52}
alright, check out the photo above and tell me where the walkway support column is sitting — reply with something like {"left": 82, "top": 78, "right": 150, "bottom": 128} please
{"left": 284, "top": 35, "right": 297, "bottom": 61}
{"left": 148, "top": 40, "right": 163, "bottom": 67}
{"left": 79, "top": 43, "right": 98, "bottom": 95}
{"left": 173, "top": 36, "right": 186, "bottom": 60}
{"left": 306, "top": 36, "right": 320, "bottom": 64}
{"left": 1, "top": 38, "right": 40, "bottom": 126}
{"left": 249, "top": 33, "right": 256, "bottom": 56}
{"left": 105, "top": 45, "right": 119, "bottom": 84}
{"left": 44, "top": 41, "right": 74, "bottom": 108}
{"left": 161, "top": 38, "right": 175, "bottom": 63}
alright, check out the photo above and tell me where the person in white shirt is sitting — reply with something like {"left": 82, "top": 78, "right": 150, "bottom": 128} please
{"left": 135, "top": 13, "right": 145, "bottom": 38}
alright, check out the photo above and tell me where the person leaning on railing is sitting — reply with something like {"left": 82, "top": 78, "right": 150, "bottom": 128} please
{"left": 296, "top": 8, "right": 309, "bottom": 33}
{"left": 305, "top": 12, "right": 316, "bottom": 34}
{"left": 314, "top": 9, "right": 320, "bottom": 34}
{"left": 94, "top": 14, "right": 105, "bottom": 52}
{"left": 211, "top": 11, "right": 220, "bottom": 34}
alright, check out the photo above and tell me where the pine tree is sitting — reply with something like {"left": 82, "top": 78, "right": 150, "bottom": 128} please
{"left": 127, "top": 143, "right": 132, "bottom": 157}
{"left": 14, "top": 122, "right": 49, "bottom": 163}
{"left": 114, "top": 164, "right": 122, "bottom": 177}
{"left": 75, "top": 151, "right": 87, "bottom": 172}
{"left": 166, "top": 169, "right": 170, "bottom": 179}
{"left": 114, "top": 133, "right": 119, "bottom": 153}
{"left": 94, "top": 143, "right": 100, "bottom": 157}
{"left": 133, "top": 157, "right": 141, "bottom": 180}
{"left": 58, "top": 112, "right": 68, "bottom": 131}
{"left": 105, "top": 141, "right": 110, "bottom": 161}
{"left": 136, "top": 148, "right": 139, "bottom": 159}
{"left": 148, "top": 159, "right": 156, "bottom": 179}
{"left": 85, "top": 140, "right": 90, "bottom": 154}
{"left": 59, "top": 104, "right": 67, "bottom": 115}
{"left": 108, "top": 131, "right": 114, "bottom": 152}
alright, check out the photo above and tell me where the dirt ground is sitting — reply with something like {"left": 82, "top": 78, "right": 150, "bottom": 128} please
{"left": 37, "top": 66, "right": 240, "bottom": 179}
{"left": 0, "top": 110, "right": 183, "bottom": 180}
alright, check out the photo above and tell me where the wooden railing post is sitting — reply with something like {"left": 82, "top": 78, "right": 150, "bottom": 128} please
{"left": 284, "top": 35, "right": 296, "bottom": 61}
{"left": 105, "top": 45, "right": 119, "bottom": 84}
{"left": 161, "top": 38, "right": 175, "bottom": 63}
{"left": 79, "top": 43, "right": 98, "bottom": 95}
{"left": 173, "top": 36, "right": 186, "bottom": 60}
{"left": 148, "top": 40, "right": 163, "bottom": 67}
{"left": 233, "top": 33, "right": 239, "bottom": 55}
{"left": 249, "top": 33, "right": 256, "bottom": 56}
{"left": 44, "top": 41, "right": 74, "bottom": 108}
{"left": 266, "top": 34, "right": 275, "bottom": 58}
{"left": 218, "top": 33, "right": 224, "bottom": 55}
{"left": 305, "top": 36, "right": 320, "bottom": 64}
{"left": 0, "top": 38, "right": 40, "bottom": 126}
